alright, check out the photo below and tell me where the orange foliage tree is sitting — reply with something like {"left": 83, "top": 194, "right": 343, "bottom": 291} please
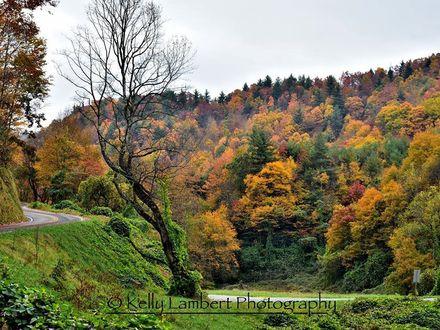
{"left": 188, "top": 205, "right": 240, "bottom": 283}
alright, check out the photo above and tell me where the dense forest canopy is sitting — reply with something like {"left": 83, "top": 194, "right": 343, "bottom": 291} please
{"left": 10, "top": 51, "right": 440, "bottom": 293}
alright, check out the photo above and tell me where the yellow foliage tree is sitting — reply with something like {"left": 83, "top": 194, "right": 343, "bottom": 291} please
{"left": 386, "top": 224, "right": 434, "bottom": 293}
{"left": 236, "top": 159, "right": 299, "bottom": 238}
{"left": 188, "top": 205, "right": 240, "bottom": 283}
{"left": 36, "top": 130, "right": 105, "bottom": 195}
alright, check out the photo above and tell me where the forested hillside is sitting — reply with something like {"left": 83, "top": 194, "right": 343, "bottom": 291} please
{"left": 12, "top": 53, "right": 440, "bottom": 294}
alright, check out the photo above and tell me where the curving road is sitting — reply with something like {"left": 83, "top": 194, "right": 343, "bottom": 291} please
{"left": 0, "top": 206, "right": 84, "bottom": 232}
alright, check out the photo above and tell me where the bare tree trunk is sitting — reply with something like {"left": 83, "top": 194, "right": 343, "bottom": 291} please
{"left": 59, "top": 0, "right": 200, "bottom": 297}
{"left": 114, "top": 177, "right": 201, "bottom": 297}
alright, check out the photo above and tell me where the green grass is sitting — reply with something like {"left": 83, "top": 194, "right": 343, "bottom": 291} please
{"left": 0, "top": 167, "right": 25, "bottom": 224}
{"left": 0, "top": 217, "right": 168, "bottom": 308}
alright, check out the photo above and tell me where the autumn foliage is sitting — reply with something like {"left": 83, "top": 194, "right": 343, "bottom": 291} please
{"left": 13, "top": 50, "right": 440, "bottom": 291}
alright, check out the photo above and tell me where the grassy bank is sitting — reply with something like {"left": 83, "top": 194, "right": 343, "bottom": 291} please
{"left": 0, "top": 217, "right": 168, "bottom": 307}
{"left": 0, "top": 167, "right": 25, "bottom": 225}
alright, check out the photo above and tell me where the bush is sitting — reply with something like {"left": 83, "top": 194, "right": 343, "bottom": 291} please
{"left": 50, "top": 259, "right": 67, "bottom": 290}
{"left": 318, "top": 252, "right": 345, "bottom": 287}
{"left": 78, "top": 175, "right": 125, "bottom": 211}
{"left": 47, "top": 170, "right": 74, "bottom": 204}
{"left": 0, "top": 281, "right": 91, "bottom": 329}
{"left": 108, "top": 215, "right": 131, "bottom": 238}
{"left": 347, "top": 299, "right": 381, "bottom": 314}
{"left": 263, "top": 313, "right": 299, "bottom": 327}
{"left": 394, "top": 306, "right": 440, "bottom": 329}
{"left": 312, "top": 315, "right": 343, "bottom": 330}
{"left": 29, "top": 201, "right": 50, "bottom": 210}
{"left": 90, "top": 206, "right": 113, "bottom": 217}
{"left": 293, "top": 298, "right": 440, "bottom": 329}
{"left": 0, "top": 257, "right": 9, "bottom": 280}
{"left": 342, "top": 250, "right": 391, "bottom": 292}
{"left": 419, "top": 268, "right": 436, "bottom": 295}
{"left": 0, "top": 281, "right": 166, "bottom": 329}
{"left": 53, "top": 200, "right": 84, "bottom": 212}
{"left": 122, "top": 205, "right": 138, "bottom": 219}
{"left": 239, "top": 243, "right": 309, "bottom": 282}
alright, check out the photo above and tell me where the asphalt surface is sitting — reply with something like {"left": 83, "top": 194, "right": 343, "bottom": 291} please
{"left": 207, "top": 294, "right": 437, "bottom": 302}
{"left": 208, "top": 294, "right": 355, "bottom": 302}
{"left": 0, "top": 206, "right": 84, "bottom": 232}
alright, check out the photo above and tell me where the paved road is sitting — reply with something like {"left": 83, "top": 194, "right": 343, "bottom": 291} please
{"left": 208, "top": 294, "right": 355, "bottom": 302}
{"left": 208, "top": 294, "right": 437, "bottom": 302}
{"left": 0, "top": 206, "right": 84, "bottom": 232}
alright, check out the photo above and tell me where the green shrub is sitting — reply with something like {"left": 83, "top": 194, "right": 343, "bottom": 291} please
{"left": 346, "top": 299, "right": 381, "bottom": 314}
{"left": 90, "top": 206, "right": 113, "bottom": 217}
{"left": 0, "top": 281, "right": 167, "bottom": 329}
{"left": 342, "top": 250, "right": 391, "bottom": 292}
{"left": 0, "top": 281, "right": 91, "bottom": 329}
{"left": 394, "top": 306, "right": 440, "bottom": 329}
{"left": 50, "top": 259, "right": 67, "bottom": 290}
{"left": 29, "top": 201, "right": 51, "bottom": 210}
{"left": 342, "top": 264, "right": 368, "bottom": 292}
{"left": 318, "top": 252, "right": 345, "bottom": 286}
{"left": 78, "top": 175, "right": 125, "bottom": 211}
{"left": 53, "top": 200, "right": 84, "bottom": 212}
{"left": 239, "top": 243, "right": 309, "bottom": 282}
{"left": 47, "top": 170, "right": 74, "bottom": 204}
{"left": 419, "top": 268, "right": 436, "bottom": 295}
{"left": 108, "top": 215, "right": 131, "bottom": 238}
{"left": 263, "top": 313, "right": 299, "bottom": 327}
{"left": 294, "top": 298, "right": 440, "bottom": 329}
{"left": 0, "top": 257, "right": 9, "bottom": 280}
{"left": 312, "top": 315, "right": 343, "bottom": 330}
{"left": 431, "top": 268, "right": 440, "bottom": 295}
{"left": 122, "top": 205, "right": 138, "bottom": 219}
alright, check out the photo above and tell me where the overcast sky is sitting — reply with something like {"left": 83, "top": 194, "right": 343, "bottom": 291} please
{"left": 35, "top": 0, "right": 440, "bottom": 125}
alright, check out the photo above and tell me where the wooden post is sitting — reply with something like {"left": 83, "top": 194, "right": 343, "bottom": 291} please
{"left": 35, "top": 226, "right": 40, "bottom": 264}
{"left": 12, "top": 230, "right": 17, "bottom": 251}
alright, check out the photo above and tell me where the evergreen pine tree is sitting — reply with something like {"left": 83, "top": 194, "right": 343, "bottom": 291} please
{"left": 325, "top": 75, "right": 338, "bottom": 97}
{"left": 285, "top": 74, "right": 296, "bottom": 91}
{"left": 272, "top": 78, "right": 282, "bottom": 100}
{"left": 178, "top": 90, "right": 187, "bottom": 107}
{"left": 243, "top": 83, "right": 249, "bottom": 92}
{"left": 330, "top": 105, "right": 344, "bottom": 138}
{"left": 263, "top": 75, "right": 273, "bottom": 88}
{"left": 204, "top": 89, "right": 210, "bottom": 103}
{"left": 218, "top": 91, "right": 226, "bottom": 104}
{"left": 387, "top": 68, "right": 394, "bottom": 81}
{"left": 304, "top": 77, "right": 313, "bottom": 89}
{"left": 398, "top": 61, "right": 405, "bottom": 77}
{"left": 227, "top": 127, "right": 275, "bottom": 192}
{"left": 403, "top": 62, "right": 413, "bottom": 80}
{"left": 310, "top": 133, "right": 332, "bottom": 171}
{"left": 247, "top": 127, "right": 275, "bottom": 173}
{"left": 312, "top": 89, "right": 324, "bottom": 106}
{"left": 193, "top": 90, "right": 200, "bottom": 106}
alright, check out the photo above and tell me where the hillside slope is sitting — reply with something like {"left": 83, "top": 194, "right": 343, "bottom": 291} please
{"left": 0, "top": 167, "right": 25, "bottom": 225}
{"left": 0, "top": 217, "right": 168, "bottom": 309}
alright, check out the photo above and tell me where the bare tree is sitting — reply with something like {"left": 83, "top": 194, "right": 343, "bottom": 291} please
{"left": 59, "top": 0, "right": 200, "bottom": 297}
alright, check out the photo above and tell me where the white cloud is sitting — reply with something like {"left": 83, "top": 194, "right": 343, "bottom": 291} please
{"left": 35, "top": 0, "right": 440, "bottom": 125}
